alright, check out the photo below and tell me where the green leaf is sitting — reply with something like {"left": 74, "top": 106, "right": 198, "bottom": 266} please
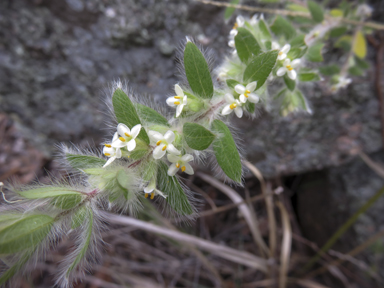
{"left": 308, "top": 1, "right": 324, "bottom": 23}
{"left": 235, "top": 27, "right": 262, "bottom": 63}
{"left": 330, "top": 9, "right": 343, "bottom": 17}
{"left": 66, "top": 153, "right": 105, "bottom": 170}
{"left": 134, "top": 103, "right": 170, "bottom": 127}
{"left": 66, "top": 209, "right": 93, "bottom": 276}
{"left": 306, "top": 43, "right": 324, "bottom": 62}
{"left": 157, "top": 162, "right": 193, "bottom": 216}
{"left": 17, "top": 186, "right": 82, "bottom": 199}
{"left": 290, "top": 34, "right": 306, "bottom": 48}
{"left": 348, "top": 66, "right": 363, "bottom": 76}
{"left": 284, "top": 74, "right": 296, "bottom": 91}
{"left": 226, "top": 79, "right": 240, "bottom": 89}
{"left": 112, "top": 88, "right": 150, "bottom": 144}
{"left": 353, "top": 30, "right": 367, "bottom": 59}
{"left": 183, "top": 122, "right": 215, "bottom": 151}
{"left": 319, "top": 64, "right": 340, "bottom": 76}
{"left": 293, "top": 90, "right": 310, "bottom": 112}
{"left": 287, "top": 4, "right": 309, "bottom": 12}
{"left": 287, "top": 47, "right": 308, "bottom": 59}
{"left": 0, "top": 251, "right": 33, "bottom": 285}
{"left": 71, "top": 206, "right": 88, "bottom": 229}
{"left": 224, "top": 0, "right": 240, "bottom": 20}
{"left": 82, "top": 168, "right": 105, "bottom": 175}
{"left": 335, "top": 35, "right": 352, "bottom": 51}
{"left": 243, "top": 51, "right": 278, "bottom": 89}
{"left": 184, "top": 42, "right": 214, "bottom": 99}
{"left": 142, "top": 160, "right": 158, "bottom": 182}
{"left": 258, "top": 19, "right": 272, "bottom": 40}
{"left": 329, "top": 26, "right": 348, "bottom": 38}
{"left": 355, "top": 56, "right": 370, "bottom": 69}
{"left": 0, "top": 214, "right": 53, "bottom": 254}
{"left": 270, "top": 16, "right": 296, "bottom": 40}
{"left": 52, "top": 195, "right": 82, "bottom": 210}
{"left": 245, "top": 102, "right": 255, "bottom": 113}
{"left": 211, "top": 120, "right": 242, "bottom": 183}
{"left": 298, "top": 72, "right": 321, "bottom": 82}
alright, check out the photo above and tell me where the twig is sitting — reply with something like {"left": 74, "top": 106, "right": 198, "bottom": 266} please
{"left": 102, "top": 211, "right": 268, "bottom": 272}
{"left": 359, "top": 151, "right": 384, "bottom": 179}
{"left": 195, "top": 0, "right": 384, "bottom": 30}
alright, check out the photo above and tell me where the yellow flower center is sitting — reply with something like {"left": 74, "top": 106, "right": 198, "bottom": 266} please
{"left": 181, "top": 166, "right": 186, "bottom": 172}
{"left": 233, "top": 22, "right": 238, "bottom": 29}
{"left": 176, "top": 163, "right": 180, "bottom": 168}
{"left": 156, "top": 140, "right": 162, "bottom": 146}
{"left": 244, "top": 89, "right": 251, "bottom": 98}
{"left": 119, "top": 137, "right": 126, "bottom": 142}
{"left": 174, "top": 101, "right": 180, "bottom": 105}
{"left": 104, "top": 144, "right": 111, "bottom": 148}
{"left": 124, "top": 132, "right": 131, "bottom": 137}
{"left": 162, "top": 145, "right": 167, "bottom": 151}
{"left": 230, "top": 103, "right": 237, "bottom": 110}
{"left": 150, "top": 192, "right": 155, "bottom": 199}
{"left": 104, "top": 153, "right": 111, "bottom": 156}
{"left": 278, "top": 51, "right": 283, "bottom": 56}
{"left": 286, "top": 65, "right": 293, "bottom": 71}
{"left": 174, "top": 96, "right": 181, "bottom": 99}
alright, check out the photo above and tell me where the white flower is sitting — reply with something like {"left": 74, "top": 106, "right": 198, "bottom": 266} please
{"left": 276, "top": 58, "right": 301, "bottom": 80}
{"left": 331, "top": 76, "right": 352, "bottom": 92}
{"left": 167, "top": 154, "right": 194, "bottom": 176}
{"left": 356, "top": 4, "right": 373, "bottom": 17}
{"left": 103, "top": 132, "right": 122, "bottom": 168}
{"left": 234, "top": 82, "right": 260, "bottom": 104}
{"left": 229, "top": 15, "right": 245, "bottom": 37}
{"left": 112, "top": 123, "right": 141, "bottom": 152}
{"left": 221, "top": 93, "right": 243, "bottom": 118}
{"left": 143, "top": 178, "right": 167, "bottom": 199}
{"left": 277, "top": 44, "right": 291, "bottom": 61}
{"left": 228, "top": 39, "right": 235, "bottom": 48}
{"left": 250, "top": 13, "right": 263, "bottom": 25}
{"left": 166, "top": 84, "right": 187, "bottom": 117}
{"left": 272, "top": 41, "right": 280, "bottom": 50}
{"left": 148, "top": 130, "right": 181, "bottom": 159}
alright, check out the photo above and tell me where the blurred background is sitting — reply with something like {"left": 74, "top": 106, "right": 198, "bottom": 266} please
{"left": 0, "top": 0, "right": 384, "bottom": 287}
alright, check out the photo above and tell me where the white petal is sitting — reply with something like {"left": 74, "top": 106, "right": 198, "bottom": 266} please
{"left": 153, "top": 145, "right": 166, "bottom": 159}
{"left": 166, "top": 97, "right": 177, "bottom": 107}
{"left": 239, "top": 94, "right": 247, "bottom": 103}
{"left": 103, "top": 146, "right": 115, "bottom": 155}
{"left": 276, "top": 67, "right": 286, "bottom": 77}
{"left": 272, "top": 41, "right": 280, "bottom": 50}
{"left": 281, "top": 44, "right": 291, "bottom": 53}
{"left": 250, "top": 14, "right": 258, "bottom": 24}
{"left": 236, "top": 15, "right": 245, "bottom": 27}
{"left": 130, "top": 124, "right": 141, "bottom": 139}
{"left": 291, "top": 59, "right": 301, "bottom": 68}
{"left": 167, "top": 163, "right": 179, "bottom": 176}
{"left": 181, "top": 154, "right": 194, "bottom": 162}
{"left": 167, "top": 153, "right": 180, "bottom": 163}
{"left": 112, "top": 132, "right": 119, "bottom": 142}
{"left": 167, "top": 144, "right": 181, "bottom": 155}
{"left": 111, "top": 140, "right": 126, "bottom": 148}
{"left": 115, "top": 148, "right": 122, "bottom": 158}
{"left": 182, "top": 95, "right": 187, "bottom": 104}
{"left": 248, "top": 93, "right": 260, "bottom": 103}
{"left": 176, "top": 104, "right": 184, "bottom": 117}
{"left": 229, "top": 29, "right": 238, "bottom": 37}
{"left": 277, "top": 53, "right": 286, "bottom": 61}
{"left": 246, "top": 81, "right": 257, "bottom": 92}
{"left": 117, "top": 123, "right": 130, "bottom": 137}
{"left": 175, "top": 84, "right": 184, "bottom": 97}
{"left": 287, "top": 69, "right": 297, "bottom": 80}
{"left": 164, "top": 130, "right": 175, "bottom": 143}
{"left": 234, "top": 84, "right": 246, "bottom": 94}
{"left": 103, "top": 156, "right": 116, "bottom": 168}
{"left": 127, "top": 139, "right": 136, "bottom": 151}
{"left": 183, "top": 163, "right": 194, "bottom": 175}
{"left": 283, "top": 58, "right": 291, "bottom": 66}
{"left": 224, "top": 93, "right": 235, "bottom": 103}
{"left": 234, "top": 107, "right": 243, "bottom": 118}
{"left": 148, "top": 130, "right": 163, "bottom": 142}
{"left": 154, "top": 189, "right": 167, "bottom": 198}
{"left": 228, "top": 40, "right": 235, "bottom": 48}
{"left": 144, "top": 185, "right": 155, "bottom": 193}
{"left": 222, "top": 105, "right": 233, "bottom": 115}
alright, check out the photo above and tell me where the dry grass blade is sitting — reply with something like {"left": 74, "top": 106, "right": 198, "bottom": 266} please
{"left": 244, "top": 160, "right": 277, "bottom": 257}
{"left": 276, "top": 202, "right": 292, "bottom": 288}
{"left": 196, "top": 172, "right": 269, "bottom": 256}
{"left": 359, "top": 151, "right": 384, "bottom": 179}
{"left": 288, "top": 278, "right": 331, "bottom": 288}
{"left": 103, "top": 212, "right": 268, "bottom": 272}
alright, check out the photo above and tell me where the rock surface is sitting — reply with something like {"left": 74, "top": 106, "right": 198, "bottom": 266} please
{"left": 0, "top": 0, "right": 382, "bottom": 176}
